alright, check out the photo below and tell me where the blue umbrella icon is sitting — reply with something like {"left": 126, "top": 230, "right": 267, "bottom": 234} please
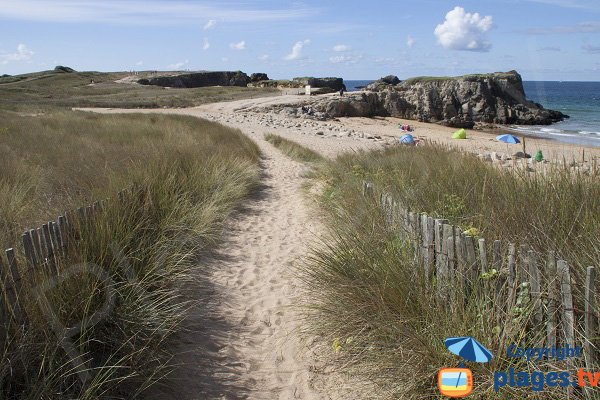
{"left": 445, "top": 336, "right": 493, "bottom": 363}
{"left": 444, "top": 337, "right": 493, "bottom": 389}
{"left": 496, "top": 134, "right": 521, "bottom": 144}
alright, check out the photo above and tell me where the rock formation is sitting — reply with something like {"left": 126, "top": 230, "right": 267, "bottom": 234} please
{"left": 248, "top": 76, "right": 346, "bottom": 93}
{"left": 250, "top": 73, "right": 269, "bottom": 82}
{"left": 54, "top": 66, "right": 76, "bottom": 73}
{"left": 138, "top": 71, "right": 250, "bottom": 88}
{"left": 292, "top": 77, "right": 346, "bottom": 92}
{"left": 313, "top": 71, "right": 567, "bottom": 127}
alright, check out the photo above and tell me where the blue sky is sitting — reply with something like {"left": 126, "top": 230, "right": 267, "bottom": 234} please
{"left": 1, "top": 0, "right": 599, "bottom": 80}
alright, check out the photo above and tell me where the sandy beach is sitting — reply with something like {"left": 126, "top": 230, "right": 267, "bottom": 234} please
{"left": 80, "top": 92, "right": 600, "bottom": 165}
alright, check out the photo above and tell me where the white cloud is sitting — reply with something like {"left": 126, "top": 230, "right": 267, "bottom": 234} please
{"left": 203, "top": 19, "right": 216, "bottom": 30}
{"left": 259, "top": 54, "right": 270, "bottom": 61}
{"left": 0, "top": 43, "right": 34, "bottom": 64}
{"left": 135, "top": 60, "right": 144, "bottom": 66}
{"left": 329, "top": 54, "right": 363, "bottom": 65}
{"left": 285, "top": 39, "right": 310, "bottom": 60}
{"left": 167, "top": 59, "right": 189, "bottom": 69}
{"left": 434, "top": 7, "right": 493, "bottom": 52}
{"left": 333, "top": 44, "right": 350, "bottom": 52}
{"left": 0, "top": 1, "right": 316, "bottom": 25}
{"left": 203, "top": 38, "right": 210, "bottom": 50}
{"left": 407, "top": 35, "right": 416, "bottom": 48}
{"left": 229, "top": 40, "right": 246, "bottom": 50}
{"left": 221, "top": 57, "right": 228, "bottom": 62}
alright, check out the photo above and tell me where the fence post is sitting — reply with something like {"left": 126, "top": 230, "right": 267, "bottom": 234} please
{"left": 57, "top": 215, "right": 68, "bottom": 252}
{"left": 22, "top": 231, "right": 38, "bottom": 268}
{"left": 31, "top": 228, "right": 43, "bottom": 263}
{"left": 3, "top": 249, "right": 23, "bottom": 324}
{"left": 420, "top": 213, "right": 429, "bottom": 280}
{"left": 528, "top": 250, "right": 543, "bottom": 327}
{"left": 464, "top": 235, "right": 477, "bottom": 296}
{"left": 558, "top": 260, "right": 575, "bottom": 350}
{"left": 493, "top": 240, "right": 504, "bottom": 322}
{"left": 506, "top": 244, "right": 517, "bottom": 314}
{"left": 585, "top": 266, "right": 596, "bottom": 366}
{"left": 478, "top": 238, "right": 488, "bottom": 274}
{"left": 546, "top": 251, "right": 558, "bottom": 349}
{"left": 519, "top": 244, "right": 529, "bottom": 284}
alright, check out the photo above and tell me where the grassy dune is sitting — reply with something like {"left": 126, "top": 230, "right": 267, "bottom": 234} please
{"left": 0, "top": 110, "right": 260, "bottom": 398}
{"left": 302, "top": 144, "right": 599, "bottom": 398}
{"left": 0, "top": 70, "right": 277, "bottom": 112}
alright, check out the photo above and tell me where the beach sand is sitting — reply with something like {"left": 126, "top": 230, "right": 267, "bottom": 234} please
{"left": 77, "top": 94, "right": 598, "bottom": 399}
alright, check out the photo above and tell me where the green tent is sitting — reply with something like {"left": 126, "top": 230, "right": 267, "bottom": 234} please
{"left": 452, "top": 128, "right": 467, "bottom": 139}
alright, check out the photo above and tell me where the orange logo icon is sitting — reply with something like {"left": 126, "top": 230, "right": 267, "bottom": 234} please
{"left": 438, "top": 368, "right": 473, "bottom": 398}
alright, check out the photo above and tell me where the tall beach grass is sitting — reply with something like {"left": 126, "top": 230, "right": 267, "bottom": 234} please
{"left": 0, "top": 110, "right": 260, "bottom": 398}
{"left": 302, "top": 144, "right": 599, "bottom": 398}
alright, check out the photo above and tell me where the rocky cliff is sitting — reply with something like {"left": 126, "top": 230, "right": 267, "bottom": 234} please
{"left": 315, "top": 71, "right": 567, "bottom": 127}
{"left": 248, "top": 76, "right": 346, "bottom": 93}
{"left": 138, "top": 71, "right": 250, "bottom": 88}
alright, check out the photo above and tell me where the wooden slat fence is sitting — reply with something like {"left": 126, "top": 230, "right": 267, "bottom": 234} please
{"left": 364, "top": 181, "right": 598, "bottom": 368}
{"left": 0, "top": 187, "right": 134, "bottom": 333}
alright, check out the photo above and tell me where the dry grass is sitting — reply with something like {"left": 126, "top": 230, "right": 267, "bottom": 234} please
{"left": 0, "top": 109, "right": 261, "bottom": 398}
{"left": 301, "top": 143, "right": 599, "bottom": 398}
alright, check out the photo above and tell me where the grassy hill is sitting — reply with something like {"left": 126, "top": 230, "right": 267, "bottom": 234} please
{"left": 0, "top": 69, "right": 277, "bottom": 112}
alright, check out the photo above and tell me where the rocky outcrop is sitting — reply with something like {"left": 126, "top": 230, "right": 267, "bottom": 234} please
{"left": 309, "top": 92, "right": 384, "bottom": 117}
{"left": 314, "top": 71, "right": 567, "bottom": 127}
{"left": 54, "top": 66, "right": 76, "bottom": 73}
{"left": 248, "top": 76, "right": 346, "bottom": 94}
{"left": 365, "top": 75, "right": 401, "bottom": 91}
{"left": 292, "top": 77, "right": 346, "bottom": 92}
{"left": 138, "top": 71, "right": 250, "bottom": 88}
{"left": 250, "top": 73, "right": 269, "bottom": 82}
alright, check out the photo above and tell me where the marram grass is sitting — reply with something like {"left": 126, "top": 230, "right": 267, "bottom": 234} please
{"left": 0, "top": 110, "right": 260, "bottom": 398}
{"left": 300, "top": 143, "right": 599, "bottom": 399}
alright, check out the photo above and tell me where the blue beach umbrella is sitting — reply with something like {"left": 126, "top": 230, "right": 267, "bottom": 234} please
{"left": 444, "top": 336, "right": 493, "bottom": 363}
{"left": 496, "top": 134, "right": 521, "bottom": 144}
{"left": 399, "top": 133, "right": 415, "bottom": 145}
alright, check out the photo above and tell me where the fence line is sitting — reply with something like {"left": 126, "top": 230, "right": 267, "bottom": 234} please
{"left": 0, "top": 186, "right": 134, "bottom": 331}
{"left": 364, "top": 181, "right": 598, "bottom": 368}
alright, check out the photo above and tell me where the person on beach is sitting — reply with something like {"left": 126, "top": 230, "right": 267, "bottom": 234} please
{"left": 339, "top": 88, "right": 344, "bottom": 97}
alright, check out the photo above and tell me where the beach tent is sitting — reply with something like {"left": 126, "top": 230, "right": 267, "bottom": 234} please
{"left": 452, "top": 129, "right": 467, "bottom": 139}
{"left": 399, "top": 134, "right": 415, "bottom": 145}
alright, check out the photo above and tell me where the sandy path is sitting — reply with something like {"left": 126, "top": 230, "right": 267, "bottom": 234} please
{"left": 83, "top": 104, "right": 371, "bottom": 399}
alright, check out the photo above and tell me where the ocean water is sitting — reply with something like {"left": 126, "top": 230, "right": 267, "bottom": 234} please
{"left": 513, "top": 81, "right": 600, "bottom": 147}
{"left": 345, "top": 79, "right": 600, "bottom": 147}
{"left": 345, "top": 80, "right": 373, "bottom": 91}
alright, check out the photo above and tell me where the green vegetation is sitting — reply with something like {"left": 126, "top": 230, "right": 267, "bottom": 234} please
{"left": 402, "top": 71, "right": 517, "bottom": 85}
{"left": 302, "top": 144, "right": 599, "bottom": 398}
{"left": 0, "top": 70, "right": 277, "bottom": 112}
{"left": 265, "top": 133, "right": 324, "bottom": 163}
{"left": 0, "top": 110, "right": 261, "bottom": 398}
